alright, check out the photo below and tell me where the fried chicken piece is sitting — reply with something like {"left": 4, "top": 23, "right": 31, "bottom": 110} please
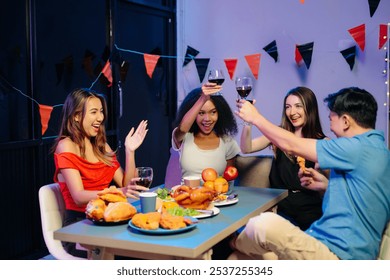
{"left": 98, "top": 186, "right": 127, "bottom": 203}
{"left": 159, "top": 212, "right": 187, "bottom": 230}
{"left": 297, "top": 156, "right": 306, "bottom": 172}
{"left": 85, "top": 198, "right": 106, "bottom": 221}
{"left": 132, "top": 212, "right": 161, "bottom": 230}
{"left": 103, "top": 202, "right": 137, "bottom": 222}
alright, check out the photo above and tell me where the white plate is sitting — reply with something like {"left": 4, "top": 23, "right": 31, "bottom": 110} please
{"left": 193, "top": 206, "right": 220, "bottom": 219}
{"left": 213, "top": 197, "right": 239, "bottom": 207}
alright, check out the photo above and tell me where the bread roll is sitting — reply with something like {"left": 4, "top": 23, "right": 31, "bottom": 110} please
{"left": 85, "top": 198, "right": 106, "bottom": 221}
{"left": 103, "top": 202, "right": 137, "bottom": 222}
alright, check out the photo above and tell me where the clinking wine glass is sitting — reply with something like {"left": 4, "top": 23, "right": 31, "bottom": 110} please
{"left": 207, "top": 69, "right": 225, "bottom": 95}
{"left": 135, "top": 167, "right": 153, "bottom": 190}
{"left": 235, "top": 76, "right": 253, "bottom": 125}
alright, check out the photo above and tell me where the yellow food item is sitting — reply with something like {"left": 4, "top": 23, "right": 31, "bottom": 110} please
{"left": 203, "top": 180, "right": 215, "bottom": 190}
{"left": 97, "top": 186, "right": 127, "bottom": 203}
{"left": 132, "top": 212, "right": 161, "bottom": 230}
{"left": 103, "top": 202, "right": 137, "bottom": 222}
{"left": 297, "top": 156, "right": 306, "bottom": 172}
{"left": 159, "top": 212, "right": 187, "bottom": 230}
{"left": 85, "top": 198, "right": 106, "bottom": 221}
{"left": 214, "top": 177, "right": 229, "bottom": 193}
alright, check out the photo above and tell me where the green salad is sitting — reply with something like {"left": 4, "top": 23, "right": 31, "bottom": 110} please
{"left": 166, "top": 206, "right": 200, "bottom": 217}
{"left": 156, "top": 187, "right": 171, "bottom": 200}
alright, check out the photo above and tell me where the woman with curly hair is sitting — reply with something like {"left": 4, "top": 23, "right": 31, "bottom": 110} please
{"left": 172, "top": 83, "right": 240, "bottom": 181}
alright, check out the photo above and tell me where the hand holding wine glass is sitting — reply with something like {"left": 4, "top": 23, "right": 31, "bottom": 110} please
{"left": 235, "top": 76, "right": 253, "bottom": 125}
{"left": 134, "top": 167, "right": 153, "bottom": 190}
{"left": 207, "top": 69, "right": 225, "bottom": 95}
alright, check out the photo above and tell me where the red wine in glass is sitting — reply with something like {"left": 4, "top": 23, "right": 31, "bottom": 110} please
{"left": 208, "top": 78, "right": 225, "bottom": 85}
{"left": 135, "top": 178, "right": 152, "bottom": 189}
{"left": 236, "top": 86, "right": 252, "bottom": 99}
{"left": 208, "top": 69, "right": 224, "bottom": 95}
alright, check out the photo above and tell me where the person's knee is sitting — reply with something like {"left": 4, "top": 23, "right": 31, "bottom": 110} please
{"left": 245, "top": 212, "right": 276, "bottom": 242}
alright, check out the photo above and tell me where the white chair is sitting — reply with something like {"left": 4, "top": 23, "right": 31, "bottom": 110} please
{"left": 38, "top": 183, "right": 85, "bottom": 260}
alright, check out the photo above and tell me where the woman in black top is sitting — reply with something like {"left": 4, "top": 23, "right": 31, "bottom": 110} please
{"left": 240, "top": 86, "right": 328, "bottom": 230}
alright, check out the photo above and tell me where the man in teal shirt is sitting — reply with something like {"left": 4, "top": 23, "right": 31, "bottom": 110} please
{"left": 233, "top": 87, "right": 390, "bottom": 259}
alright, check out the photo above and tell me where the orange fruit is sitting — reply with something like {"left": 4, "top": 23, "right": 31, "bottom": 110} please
{"left": 201, "top": 168, "right": 218, "bottom": 182}
{"left": 214, "top": 177, "right": 228, "bottom": 193}
{"left": 203, "top": 180, "right": 215, "bottom": 190}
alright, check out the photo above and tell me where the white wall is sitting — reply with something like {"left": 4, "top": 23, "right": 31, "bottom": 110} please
{"left": 177, "top": 0, "right": 390, "bottom": 155}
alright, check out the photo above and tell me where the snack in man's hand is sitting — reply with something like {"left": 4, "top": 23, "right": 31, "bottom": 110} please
{"left": 103, "top": 201, "right": 137, "bottom": 222}
{"left": 297, "top": 156, "right": 306, "bottom": 172}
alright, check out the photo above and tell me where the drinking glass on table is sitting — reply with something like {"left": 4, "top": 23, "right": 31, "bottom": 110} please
{"left": 235, "top": 76, "right": 253, "bottom": 125}
{"left": 135, "top": 167, "right": 153, "bottom": 190}
{"left": 207, "top": 69, "right": 225, "bottom": 95}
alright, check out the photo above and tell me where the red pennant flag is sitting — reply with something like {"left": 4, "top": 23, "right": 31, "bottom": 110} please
{"left": 39, "top": 104, "right": 53, "bottom": 135}
{"left": 295, "top": 45, "right": 303, "bottom": 66}
{"left": 102, "top": 60, "right": 113, "bottom": 87}
{"left": 245, "top": 53, "right": 261, "bottom": 80}
{"left": 224, "top": 58, "right": 238, "bottom": 80}
{"left": 379, "top": 24, "right": 387, "bottom": 49}
{"left": 348, "top": 24, "right": 366, "bottom": 51}
{"left": 300, "top": 0, "right": 305, "bottom": 3}
{"left": 144, "top": 54, "right": 160, "bottom": 78}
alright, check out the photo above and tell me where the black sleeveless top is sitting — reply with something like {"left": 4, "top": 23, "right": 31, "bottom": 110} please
{"left": 269, "top": 149, "right": 323, "bottom": 230}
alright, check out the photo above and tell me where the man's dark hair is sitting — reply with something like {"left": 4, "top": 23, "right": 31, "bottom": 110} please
{"left": 324, "top": 87, "right": 378, "bottom": 129}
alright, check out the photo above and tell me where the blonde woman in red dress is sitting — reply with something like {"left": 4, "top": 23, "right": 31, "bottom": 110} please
{"left": 52, "top": 88, "right": 148, "bottom": 257}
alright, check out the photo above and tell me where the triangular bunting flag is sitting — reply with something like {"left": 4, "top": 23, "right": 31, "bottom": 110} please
{"left": 143, "top": 54, "right": 160, "bottom": 78}
{"left": 295, "top": 45, "right": 303, "bottom": 66}
{"left": 297, "top": 42, "right": 314, "bottom": 69}
{"left": 194, "top": 58, "right": 210, "bottom": 82}
{"left": 368, "top": 0, "right": 381, "bottom": 17}
{"left": 379, "top": 24, "right": 387, "bottom": 49}
{"left": 263, "top": 40, "right": 278, "bottom": 62}
{"left": 340, "top": 46, "right": 356, "bottom": 70}
{"left": 102, "top": 60, "right": 113, "bottom": 87}
{"left": 224, "top": 58, "right": 238, "bottom": 80}
{"left": 348, "top": 24, "right": 366, "bottom": 51}
{"left": 183, "top": 46, "right": 200, "bottom": 67}
{"left": 244, "top": 53, "right": 261, "bottom": 80}
{"left": 39, "top": 104, "right": 54, "bottom": 135}
{"left": 300, "top": 0, "right": 305, "bottom": 3}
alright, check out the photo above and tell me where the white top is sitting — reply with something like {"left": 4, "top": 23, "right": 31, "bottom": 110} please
{"left": 172, "top": 128, "right": 240, "bottom": 180}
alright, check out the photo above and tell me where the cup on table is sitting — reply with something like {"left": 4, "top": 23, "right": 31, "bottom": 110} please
{"left": 227, "top": 180, "right": 235, "bottom": 193}
{"left": 183, "top": 176, "right": 201, "bottom": 188}
{"left": 139, "top": 192, "right": 157, "bottom": 213}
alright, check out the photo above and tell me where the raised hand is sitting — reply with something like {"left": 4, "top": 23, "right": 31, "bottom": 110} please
{"left": 235, "top": 99, "right": 259, "bottom": 125}
{"left": 125, "top": 120, "right": 149, "bottom": 152}
{"left": 201, "top": 82, "right": 222, "bottom": 96}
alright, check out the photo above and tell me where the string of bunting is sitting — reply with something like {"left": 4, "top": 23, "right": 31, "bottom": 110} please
{"left": 1, "top": 18, "right": 388, "bottom": 136}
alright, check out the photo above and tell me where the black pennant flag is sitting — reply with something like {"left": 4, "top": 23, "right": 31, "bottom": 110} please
{"left": 263, "top": 40, "right": 278, "bottom": 62}
{"left": 340, "top": 46, "right": 356, "bottom": 70}
{"left": 297, "top": 42, "right": 314, "bottom": 69}
{"left": 194, "top": 58, "right": 210, "bottom": 82}
{"left": 183, "top": 46, "right": 200, "bottom": 67}
{"left": 368, "top": 0, "right": 381, "bottom": 17}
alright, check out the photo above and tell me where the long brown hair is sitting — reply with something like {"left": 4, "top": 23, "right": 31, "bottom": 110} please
{"left": 52, "top": 88, "right": 115, "bottom": 165}
{"left": 274, "top": 86, "right": 326, "bottom": 159}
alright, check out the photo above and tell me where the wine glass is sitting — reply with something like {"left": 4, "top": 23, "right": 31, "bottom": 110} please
{"left": 235, "top": 76, "right": 253, "bottom": 102}
{"left": 207, "top": 69, "right": 225, "bottom": 95}
{"left": 235, "top": 76, "right": 253, "bottom": 125}
{"left": 135, "top": 167, "right": 153, "bottom": 190}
